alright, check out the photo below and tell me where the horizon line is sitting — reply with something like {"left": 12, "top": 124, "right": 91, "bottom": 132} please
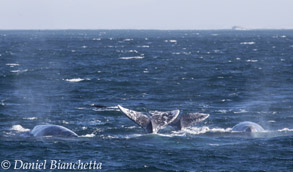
{"left": 1, "top": 28, "right": 293, "bottom": 31}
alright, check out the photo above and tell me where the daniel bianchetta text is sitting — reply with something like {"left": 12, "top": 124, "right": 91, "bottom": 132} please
{"left": 9, "top": 160, "right": 102, "bottom": 170}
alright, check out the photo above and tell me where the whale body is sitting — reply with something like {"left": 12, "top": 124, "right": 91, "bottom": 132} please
{"left": 232, "top": 121, "right": 264, "bottom": 132}
{"left": 30, "top": 125, "right": 78, "bottom": 137}
{"left": 170, "top": 112, "right": 209, "bottom": 130}
{"left": 118, "top": 105, "right": 180, "bottom": 133}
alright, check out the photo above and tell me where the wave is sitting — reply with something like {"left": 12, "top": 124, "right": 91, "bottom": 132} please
{"left": 65, "top": 78, "right": 90, "bottom": 82}
{"left": 23, "top": 117, "right": 37, "bottom": 120}
{"left": 165, "top": 40, "right": 177, "bottom": 43}
{"left": 92, "top": 106, "right": 119, "bottom": 112}
{"left": 6, "top": 63, "right": 20, "bottom": 67}
{"left": 241, "top": 41, "right": 255, "bottom": 45}
{"left": 80, "top": 133, "right": 95, "bottom": 137}
{"left": 119, "top": 56, "right": 144, "bottom": 60}
{"left": 11, "top": 69, "right": 28, "bottom": 73}
{"left": 246, "top": 59, "right": 258, "bottom": 63}
{"left": 278, "top": 128, "right": 293, "bottom": 132}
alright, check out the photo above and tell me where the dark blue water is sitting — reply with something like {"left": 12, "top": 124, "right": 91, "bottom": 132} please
{"left": 1, "top": 30, "right": 293, "bottom": 171}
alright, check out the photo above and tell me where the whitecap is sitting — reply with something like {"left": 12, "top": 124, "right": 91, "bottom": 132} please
{"left": 23, "top": 117, "right": 37, "bottom": 120}
{"left": 123, "top": 38, "right": 133, "bottom": 41}
{"left": 11, "top": 69, "right": 28, "bottom": 73}
{"left": 240, "top": 42, "right": 255, "bottom": 45}
{"left": 181, "top": 126, "right": 232, "bottom": 135}
{"left": 246, "top": 59, "right": 258, "bottom": 63}
{"left": 119, "top": 56, "right": 144, "bottom": 60}
{"left": 169, "top": 40, "right": 177, "bottom": 43}
{"left": 278, "top": 128, "right": 293, "bottom": 132}
{"left": 127, "top": 50, "right": 139, "bottom": 53}
{"left": 65, "top": 78, "right": 84, "bottom": 82}
{"left": 217, "top": 109, "right": 228, "bottom": 113}
{"left": 234, "top": 109, "right": 248, "bottom": 114}
{"left": 81, "top": 133, "right": 95, "bottom": 137}
{"left": 92, "top": 38, "right": 101, "bottom": 41}
{"left": 137, "top": 45, "right": 149, "bottom": 48}
{"left": 6, "top": 63, "right": 20, "bottom": 67}
{"left": 10, "top": 125, "right": 30, "bottom": 132}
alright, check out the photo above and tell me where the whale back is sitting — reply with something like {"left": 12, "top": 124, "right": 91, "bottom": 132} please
{"left": 232, "top": 121, "right": 264, "bottom": 132}
{"left": 30, "top": 125, "right": 78, "bottom": 137}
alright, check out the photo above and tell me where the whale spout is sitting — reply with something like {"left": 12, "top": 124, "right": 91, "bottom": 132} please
{"left": 232, "top": 121, "right": 265, "bottom": 133}
{"left": 118, "top": 105, "right": 179, "bottom": 133}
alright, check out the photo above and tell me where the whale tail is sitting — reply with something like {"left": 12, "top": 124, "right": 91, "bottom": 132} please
{"left": 171, "top": 113, "right": 209, "bottom": 130}
{"left": 118, "top": 105, "right": 180, "bottom": 133}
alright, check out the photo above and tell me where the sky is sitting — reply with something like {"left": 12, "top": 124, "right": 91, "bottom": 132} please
{"left": 0, "top": 0, "right": 292, "bottom": 30}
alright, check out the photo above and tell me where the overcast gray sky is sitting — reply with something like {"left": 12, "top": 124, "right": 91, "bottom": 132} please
{"left": 0, "top": 0, "right": 292, "bottom": 30}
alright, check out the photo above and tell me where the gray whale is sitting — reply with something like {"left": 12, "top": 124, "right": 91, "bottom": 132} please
{"left": 118, "top": 105, "right": 209, "bottom": 133}
{"left": 232, "top": 121, "right": 264, "bottom": 132}
{"left": 170, "top": 112, "right": 209, "bottom": 130}
{"left": 30, "top": 125, "right": 78, "bottom": 137}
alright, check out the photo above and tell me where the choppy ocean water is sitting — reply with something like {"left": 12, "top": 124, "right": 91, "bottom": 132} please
{"left": 0, "top": 30, "right": 293, "bottom": 171}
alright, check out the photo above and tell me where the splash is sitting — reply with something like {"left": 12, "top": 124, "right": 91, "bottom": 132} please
{"left": 278, "top": 128, "right": 293, "bottom": 132}
{"left": 10, "top": 125, "right": 30, "bottom": 132}
{"left": 80, "top": 133, "right": 95, "bottom": 137}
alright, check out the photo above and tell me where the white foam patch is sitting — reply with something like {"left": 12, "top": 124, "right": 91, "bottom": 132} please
{"left": 11, "top": 125, "right": 30, "bottom": 132}
{"left": 127, "top": 50, "right": 138, "bottom": 53}
{"left": 6, "top": 63, "right": 20, "bottom": 67}
{"left": 234, "top": 109, "right": 248, "bottom": 114}
{"left": 119, "top": 56, "right": 144, "bottom": 60}
{"left": 81, "top": 133, "right": 95, "bottom": 137}
{"left": 65, "top": 78, "right": 90, "bottom": 82}
{"left": 182, "top": 127, "right": 232, "bottom": 135}
{"left": 157, "top": 127, "right": 232, "bottom": 137}
{"left": 240, "top": 42, "right": 255, "bottom": 45}
{"left": 278, "top": 128, "right": 293, "bottom": 132}
{"left": 137, "top": 45, "right": 149, "bottom": 48}
{"left": 11, "top": 69, "right": 28, "bottom": 73}
{"left": 23, "top": 117, "right": 37, "bottom": 120}
{"left": 246, "top": 59, "right": 258, "bottom": 63}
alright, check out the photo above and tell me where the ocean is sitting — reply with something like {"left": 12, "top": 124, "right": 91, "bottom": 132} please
{"left": 0, "top": 30, "right": 292, "bottom": 171}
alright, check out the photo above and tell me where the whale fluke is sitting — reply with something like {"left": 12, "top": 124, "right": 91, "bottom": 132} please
{"left": 171, "top": 113, "right": 209, "bottom": 130}
{"left": 30, "top": 125, "right": 78, "bottom": 137}
{"left": 118, "top": 105, "right": 179, "bottom": 133}
{"left": 232, "top": 121, "right": 265, "bottom": 132}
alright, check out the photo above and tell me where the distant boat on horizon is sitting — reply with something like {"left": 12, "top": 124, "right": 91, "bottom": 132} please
{"left": 232, "top": 26, "right": 247, "bottom": 30}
